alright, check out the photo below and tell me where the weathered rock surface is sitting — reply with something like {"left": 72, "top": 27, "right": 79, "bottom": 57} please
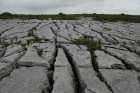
{"left": 60, "top": 44, "right": 111, "bottom": 93}
{"left": 18, "top": 43, "right": 56, "bottom": 68}
{"left": 100, "top": 69, "right": 140, "bottom": 93}
{"left": 0, "top": 19, "right": 140, "bottom": 93}
{"left": 106, "top": 48, "right": 140, "bottom": 71}
{"left": 0, "top": 62, "right": 13, "bottom": 81}
{"left": 52, "top": 48, "right": 75, "bottom": 93}
{"left": 34, "top": 28, "right": 55, "bottom": 42}
{"left": 3, "top": 44, "right": 24, "bottom": 57}
{"left": 0, "top": 67, "right": 51, "bottom": 93}
{"left": 94, "top": 50, "right": 126, "bottom": 69}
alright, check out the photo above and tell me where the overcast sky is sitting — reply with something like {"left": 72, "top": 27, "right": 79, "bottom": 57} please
{"left": 0, "top": 0, "right": 140, "bottom": 15}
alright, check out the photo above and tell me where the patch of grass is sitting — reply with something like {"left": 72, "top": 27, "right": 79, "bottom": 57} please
{"left": 65, "top": 25, "right": 68, "bottom": 30}
{"left": 72, "top": 38, "right": 102, "bottom": 52}
{"left": 26, "top": 36, "right": 44, "bottom": 45}
{"left": 28, "top": 31, "right": 34, "bottom": 37}
{"left": 103, "top": 27, "right": 112, "bottom": 31}
{"left": 0, "top": 42, "right": 12, "bottom": 47}
{"left": 72, "top": 77, "right": 78, "bottom": 91}
{"left": 22, "top": 46, "right": 27, "bottom": 51}
{"left": 26, "top": 39, "right": 35, "bottom": 45}
{"left": 134, "top": 51, "right": 140, "bottom": 57}
{"left": 44, "top": 51, "right": 51, "bottom": 53}
{"left": 97, "top": 73, "right": 102, "bottom": 80}
{"left": 3, "top": 37, "right": 7, "bottom": 40}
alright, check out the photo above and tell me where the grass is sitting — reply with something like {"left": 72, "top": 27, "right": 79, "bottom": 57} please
{"left": 3, "top": 37, "right": 7, "bottom": 40}
{"left": 0, "top": 42, "right": 12, "bottom": 47}
{"left": 0, "top": 42, "right": 27, "bottom": 47}
{"left": 44, "top": 51, "right": 51, "bottom": 53}
{"left": 72, "top": 38, "right": 102, "bottom": 52}
{"left": 126, "top": 46, "right": 140, "bottom": 57}
{"left": 1, "top": 12, "right": 140, "bottom": 23}
{"left": 26, "top": 36, "right": 45, "bottom": 45}
{"left": 103, "top": 27, "right": 112, "bottom": 31}
{"left": 72, "top": 77, "right": 78, "bottom": 91}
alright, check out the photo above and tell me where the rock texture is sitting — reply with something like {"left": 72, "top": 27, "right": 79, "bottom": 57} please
{"left": 0, "top": 19, "right": 140, "bottom": 93}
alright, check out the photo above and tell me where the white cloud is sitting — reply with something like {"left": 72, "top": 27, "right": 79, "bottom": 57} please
{"left": 0, "top": 0, "right": 140, "bottom": 15}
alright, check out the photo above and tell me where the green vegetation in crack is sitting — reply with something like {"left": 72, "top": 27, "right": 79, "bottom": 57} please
{"left": 3, "top": 37, "right": 7, "bottom": 40}
{"left": 97, "top": 73, "right": 102, "bottom": 80}
{"left": 0, "top": 43, "right": 12, "bottom": 47}
{"left": 125, "top": 46, "right": 140, "bottom": 57}
{"left": 65, "top": 25, "right": 68, "bottom": 30}
{"left": 72, "top": 38, "right": 102, "bottom": 52}
{"left": 72, "top": 77, "right": 78, "bottom": 91}
{"left": 44, "top": 51, "right": 51, "bottom": 53}
{"left": 22, "top": 46, "right": 27, "bottom": 51}
{"left": 0, "top": 43, "right": 27, "bottom": 47}
{"left": 28, "top": 31, "right": 34, "bottom": 37}
{"left": 103, "top": 27, "right": 111, "bottom": 31}
{"left": 26, "top": 38, "right": 44, "bottom": 45}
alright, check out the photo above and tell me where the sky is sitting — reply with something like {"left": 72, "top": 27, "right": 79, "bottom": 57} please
{"left": 0, "top": 0, "right": 140, "bottom": 15}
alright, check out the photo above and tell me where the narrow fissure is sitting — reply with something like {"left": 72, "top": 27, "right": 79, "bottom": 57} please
{"left": 105, "top": 51, "right": 133, "bottom": 70}
{"left": 58, "top": 45, "right": 81, "bottom": 93}
{"left": 91, "top": 52, "right": 113, "bottom": 93}
{"left": 47, "top": 45, "right": 58, "bottom": 93}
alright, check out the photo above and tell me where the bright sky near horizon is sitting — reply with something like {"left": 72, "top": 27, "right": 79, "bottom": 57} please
{"left": 0, "top": 0, "right": 140, "bottom": 15}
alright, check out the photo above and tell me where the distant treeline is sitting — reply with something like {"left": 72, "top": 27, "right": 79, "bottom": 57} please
{"left": 0, "top": 12, "right": 140, "bottom": 23}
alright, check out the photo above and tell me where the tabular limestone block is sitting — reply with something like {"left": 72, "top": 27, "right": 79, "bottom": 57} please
{"left": 0, "top": 67, "right": 51, "bottom": 93}
{"left": 3, "top": 44, "right": 24, "bottom": 57}
{"left": 94, "top": 50, "right": 126, "bottom": 69}
{"left": 100, "top": 69, "right": 140, "bottom": 93}
{"left": 18, "top": 43, "right": 56, "bottom": 68}
{"left": 106, "top": 48, "right": 140, "bottom": 71}
{"left": 52, "top": 48, "right": 75, "bottom": 93}
{"left": 34, "top": 28, "right": 56, "bottom": 42}
{"left": 0, "top": 62, "right": 13, "bottom": 81}
{"left": 60, "top": 44, "right": 111, "bottom": 93}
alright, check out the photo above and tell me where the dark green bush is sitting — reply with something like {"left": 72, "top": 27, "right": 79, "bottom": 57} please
{"left": 72, "top": 38, "right": 102, "bottom": 52}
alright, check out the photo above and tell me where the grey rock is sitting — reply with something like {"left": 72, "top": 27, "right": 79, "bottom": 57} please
{"left": 0, "top": 47, "right": 6, "bottom": 58}
{"left": 94, "top": 50, "right": 126, "bottom": 69}
{"left": 1, "top": 23, "right": 38, "bottom": 38}
{"left": 34, "top": 28, "right": 55, "bottom": 42}
{"left": 60, "top": 44, "right": 111, "bottom": 93}
{"left": 52, "top": 67, "right": 75, "bottom": 93}
{"left": 0, "top": 62, "right": 13, "bottom": 81}
{"left": 106, "top": 48, "right": 140, "bottom": 71}
{"left": 61, "top": 44, "right": 92, "bottom": 67}
{"left": 100, "top": 69, "right": 140, "bottom": 93}
{"left": 57, "top": 36, "right": 71, "bottom": 44}
{"left": 52, "top": 48, "right": 75, "bottom": 93}
{"left": 18, "top": 49, "right": 50, "bottom": 68}
{"left": 79, "top": 45, "right": 88, "bottom": 51}
{"left": 1, "top": 52, "right": 25, "bottom": 68}
{"left": 102, "top": 34, "right": 117, "bottom": 44}
{"left": 18, "top": 43, "right": 56, "bottom": 68}
{"left": 3, "top": 44, "right": 24, "bottom": 57}
{"left": 55, "top": 48, "right": 70, "bottom": 67}
{"left": 104, "top": 45, "right": 128, "bottom": 51}
{"left": 0, "top": 67, "right": 50, "bottom": 93}
{"left": 79, "top": 68, "right": 112, "bottom": 93}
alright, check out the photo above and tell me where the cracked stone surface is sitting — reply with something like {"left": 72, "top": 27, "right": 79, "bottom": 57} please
{"left": 0, "top": 62, "right": 13, "bottom": 81}
{"left": 100, "top": 69, "right": 140, "bottom": 93}
{"left": 0, "top": 67, "right": 50, "bottom": 93}
{"left": 0, "top": 19, "right": 140, "bottom": 93}
{"left": 60, "top": 44, "right": 111, "bottom": 93}
{"left": 94, "top": 50, "right": 126, "bottom": 69}
{"left": 106, "top": 48, "right": 140, "bottom": 71}
{"left": 52, "top": 48, "right": 75, "bottom": 93}
{"left": 18, "top": 43, "right": 56, "bottom": 68}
